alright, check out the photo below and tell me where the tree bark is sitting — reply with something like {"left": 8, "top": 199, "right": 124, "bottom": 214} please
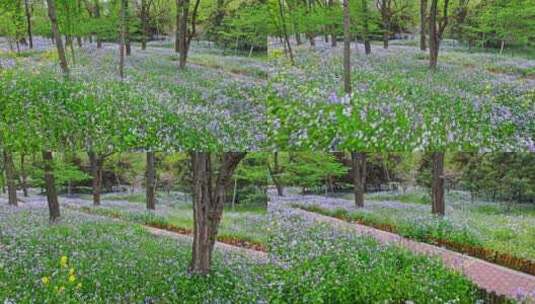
{"left": 351, "top": 152, "right": 366, "bottom": 208}
{"left": 429, "top": 0, "right": 449, "bottom": 69}
{"left": 420, "top": 0, "right": 427, "bottom": 51}
{"left": 278, "top": 0, "right": 294, "bottom": 64}
{"left": 362, "top": 0, "right": 371, "bottom": 55}
{"left": 46, "top": 0, "right": 69, "bottom": 77}
{"left": 146, "top": 151, "right": 156, "bottom": 210}
{"left": 119, "top": 0, "right": 126, "bottom": 78}
{"left": 88, "top": 151, "right": 103, "bottom": 206}
{"left": 431, "top": 152, "right": 445, "bottom": 216}
{"left": 42, "top": 150, "right": 60, "bottom": 222}
{"left": 141, "top": 0, "right": 149, "bottom": 50}
{"left": 343, "top": 0, "right": 351, "bottom": 94}
{"left": 268, "top": 152, "right": 284, "bottom": 196}
{"left": 3, "top": 151, "right": 17, "bottom": 206}
{"left": 94, "top": 0, "right": 102, "bottom": 48}
{"left": 175, "top": 0, "right": 180, "bottom": 52}
{"left": 24, "top": 0, "right": 33, "bottom": 49}
{"left": 20, "top": 153, "right": 28, "bottom": 197}
{"left": 125, "top": 0, "right": 131, "bottom": 55}
{"left": 189, "top": 152, "right": 246, "bottom": 275}
{"left": 178, "top": 0, "right": 189, "bottom": 68}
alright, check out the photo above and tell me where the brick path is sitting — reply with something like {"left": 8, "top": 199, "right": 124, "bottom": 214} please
{"left": 290, "top": 207, "right": 535, "bottom": 299}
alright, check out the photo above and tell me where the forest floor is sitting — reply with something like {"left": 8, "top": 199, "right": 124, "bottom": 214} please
{"left": 2, "top": 189, "right": 488, "bottom": 302}
{"left": 269, "top": 190, "right": 535, "bottom": 299}
{"left": 267, "top": 38, "right": 535, "bottom": 150}
{"left": 0, "top": 37, "right": 269, "bottom": 150}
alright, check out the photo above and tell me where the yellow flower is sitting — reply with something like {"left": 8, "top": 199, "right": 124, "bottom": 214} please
{"left": 69, "top": 268, "right": 75, "bottom": 275}
{"left": 41, "top": 276, "right": 50, "bottom": 285}
{"left": 76, "top": 283, "right": 82, "bottom": 289}
{"left": 60, "top": 256, "right": 68, "bottom": 268}
{"left": 68, "top": 274, "right": 76, "bottom": 283}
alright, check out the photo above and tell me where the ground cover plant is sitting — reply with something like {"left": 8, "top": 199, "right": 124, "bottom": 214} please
{"left": 0, "top": 195, "right": 489, "bottom": 303}
{"left": 291, "top": 188, "right": 535, "bottom": 274}
{"left": 63, "top": 191, "right": 269, "bottom": 248}
{"left": 0, "top": 203, "right": 268, "bottom": 303}
{"left": 267, "top": 42, "right": 535, "bottom": 151}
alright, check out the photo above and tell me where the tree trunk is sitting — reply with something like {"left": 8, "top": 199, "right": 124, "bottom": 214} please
{"left": 42, "top": 150, "right": 60, "bottom": 222}
{"left": 362, "top": 0, "right": 371, "bottom": 55}
{"left": 119, "top": 0, "right": 126, "bottom": 78}
{"left": 343, "top": 0, "right": 351, "bottom": 94}
{"left": 95, "top": 0, "right": 102, "bottom": 48}
{"left": 141, "top": 0, "right": 148, "bottom": 51}
{"left": 20, "top": 153, "right": 28, "bottom": 197}
{"left": 278, "top": 0, "right": 294, "bottom": 64}
{"left": 178, "top": 0, "right": 190, "bottom": 69}
{"left": 383, "top": 22, "right": 389, "bottom": 49}
{"left": 175, "top": 0, "right": 180, "bottom": 52}
{"left": 268, "top": 152, "right": 284, "bottom": 196}
{"left": 352, "top": 152, "right": 366, "bottom": 208}
{"left": 420, "top": 0, "right": 427, "bottom": 51}
{"left": 125, "top": 0, "right": 131, "bottom": 55}
{"left": 3, "top": 151, "right": 17, "bottom": 206}
{"left": 189, "top": 152, "right": 245, "bottom": 275}
{"left": 146, "top": 151, "right": 156, "bottom": 210}
{"left": 24, "top": 0, "right": 33, "bottom": 49}
{"left": 46, "top": 0, "right": 69, "bottom": 77}
{"left": 428, "top": 0, "right": 438, "bottom": 69}
{"left": 88, "top": 151, "right": 102, "bottom": 206}
{"left": 431, "top": 152, "right": 445, "bottom": 216}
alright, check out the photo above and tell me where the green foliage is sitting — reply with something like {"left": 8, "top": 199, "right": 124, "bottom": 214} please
{"left": 282, "top": 152, "right": 348, "bottom": 191}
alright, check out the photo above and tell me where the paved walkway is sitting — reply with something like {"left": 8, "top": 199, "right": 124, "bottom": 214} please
{"left": 289, "top": 206, "right": 535, "bottom": 299}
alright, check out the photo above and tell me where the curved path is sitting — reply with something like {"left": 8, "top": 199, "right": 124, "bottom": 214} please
{"left": 270, "top": 193, "right": 535, "bottom": 300}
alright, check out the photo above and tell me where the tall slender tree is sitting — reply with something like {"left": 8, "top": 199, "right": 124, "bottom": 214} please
{"left": 428, "top": 0, "right": 450, "bottom": 69}
{"left": 46, "top": 0, "right": 69, "bottom": 77}
{"left": 23, "top": 0, "right": 33, "bottom": 49}
{"left": 352, "top": 152, "right": 366, "bottom": 208}
{"left": 146, "top": 151, "right": 156, "bottom": 210}
{"left": 3, "top": 151, "right": 17, "bottom": 206}
{"left": 431, "top": 152, "right": 445, "bottom": 216}
{"left": 343, "top": 0, "right": 351, "bottom": 93}
{"left": 420, "top": 0, "right": 427, "bottom": 51}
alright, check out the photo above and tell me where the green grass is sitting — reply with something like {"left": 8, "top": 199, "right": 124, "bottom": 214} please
{"left": 366, "top": 191, "right": 431, "bottom": 205}
{"left": 0, "top": 210, "right": 266, "bottom": 303}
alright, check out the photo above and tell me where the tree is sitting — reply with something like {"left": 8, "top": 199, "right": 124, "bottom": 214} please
{"left": 431, "top": 151, "right": 445, "bottom": 216}
{"left": 177, "top": 0, "right": 201, "bottom": 69}
{"left": 189, "top": 152, "right": 246, "bottom": 274}
{"left": 46, "top": 0, "right": 70, "bottom": 76}
{"left": 42, "top": 150, "right": 60, "bottom": 222}
{"left": 361, "top": 0, "right": 372, "bottom": 54}
{"left": 343, "top": 0, "right": 351, "bottom": 93}
{"left": 119, "top": 0, "right": 127, "bottom": 78}
{"left": 145, "top": 151, "right": 156, "bottom": 210}
{"left": 428, "top": 0, "right": 450, "bottom": 69}
{"left": 352, "top": 152, "right": 366, "bottom": 207}
{"left": 376, "top": 0, "right": 408, "bottom": 49}
{"left": 267, "top": 152, "right": 284, "bottom": 196}
{"left": 3, "top": 150, "right": 17, "bottom": 206}
{"left": 24, "top": 0, "right": 33, "bottom": 49}
{"left": 419, "top": 0, "right": 427, "bottom": 50}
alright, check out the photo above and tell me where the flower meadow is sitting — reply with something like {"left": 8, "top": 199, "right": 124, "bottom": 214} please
{"left": 280, "top": 188, "right": 535, "bottom": 263}
{"left": 0, "top": 193, "right": 488, "bottom": 303}
{"left": 267, "top": 42, "right": 535, "bottom": 151}
{"left": 0, "top": 40, "right": 269, "bottom": 151}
